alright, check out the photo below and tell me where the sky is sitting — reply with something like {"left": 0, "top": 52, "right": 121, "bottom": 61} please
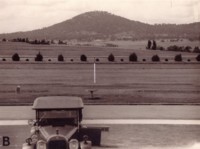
{"left": 0, "top": 0, "right": 199, "bottom": 33}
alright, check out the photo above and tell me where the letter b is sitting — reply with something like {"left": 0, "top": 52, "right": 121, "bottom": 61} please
{"left": 3, "top": 136, "right": 10, "bottom": 146}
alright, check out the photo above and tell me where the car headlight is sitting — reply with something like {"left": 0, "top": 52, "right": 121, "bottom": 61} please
{"left": 37, "top": 140, "right": 46, "bottom": 149}
{"left": 69, "top": 139, "right": 79, "bottom": 149}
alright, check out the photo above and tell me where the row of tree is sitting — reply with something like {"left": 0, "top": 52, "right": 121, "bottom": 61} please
{"left": 167, "top": 45, "right": 200, "bottom": 53}
{"left": 6, "top": 53, "right": 200, "bottom": 62}
{"left": 2, "top": 38, "right": 67, "bottom": 45}
{"left": 146, "top": 40, "right": 200, "bottom": 53}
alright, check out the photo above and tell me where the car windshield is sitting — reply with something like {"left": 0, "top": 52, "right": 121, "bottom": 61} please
{"left": 37, "top": 110, "right": 79, "bottom": 126}
{"left": 39, "top": 110, "right": 78, "bottom": 119}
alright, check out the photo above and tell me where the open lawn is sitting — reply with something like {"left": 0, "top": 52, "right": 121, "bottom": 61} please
{"left": 0, "top": 41, "right": 200, "bottom": 149}
{"left": 0, "top": 41, "right": 199, "bottom": 61}
{"left": 0, "top": 63, "right": 199, "bottom": 104}
{"left": 0, "top": 41, "right": 199, "bottom": 104}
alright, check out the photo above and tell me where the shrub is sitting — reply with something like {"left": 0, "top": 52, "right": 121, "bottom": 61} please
{"left": 2, "top": 38, "right": 7, "bottom": 42}
{"left": 193, "top": 47, "right": 200, "bottom": 53}
{"left": 12, "top": 53, "right": 20, "bottom": 61}
{"left": 129, "top": 53, "right": 138, "bottom": 62}
{"left": 106, "top": 43, "right": 118, "bottom": 47}
{"left": 35, "top": 52, "right": 43, "bottom": 61}
{"left": 196, "top": 54, "right": 200, "bottom": 61}
{"left": 159, "top": 46, "right": 165, "bottom": 51}
{"left": 167, "top": 45, "right": 192, "bottom": 53}
{"left": 174, "top": 54, "right": 182, "bottom": 62}
{"left": 161, "top": 39, "right": 165, "bottom": 42}
{"left": 167, "top": 45, "right": 183, "bottom": 52}
{"left": 183, "top": 46, "right": 192, "bottom": 52}
{"left": 80, "top": 54, "right": 87, "bottom": 62}
{"left": 167, "top": 45, "right": 177, "bottom": 51}
{"left": 108, "top": 53, "right": 115, "bottom": 62}
{"left": 151, "top": 55, "right": 160, "bottom": 62}
{"left": 58, "top": 54, "right": 64, "bottom": 61}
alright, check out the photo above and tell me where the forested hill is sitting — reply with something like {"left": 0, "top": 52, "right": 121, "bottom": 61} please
{"left": 0, "top": 11, "right": 199, "bottom": 40}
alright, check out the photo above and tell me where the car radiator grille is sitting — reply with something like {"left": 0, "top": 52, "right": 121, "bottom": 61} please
{"left": 48, "top": 140, "right": 68, "bottom": 149}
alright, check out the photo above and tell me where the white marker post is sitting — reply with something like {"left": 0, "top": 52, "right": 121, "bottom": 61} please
{"left": 94, "top": 57, "right": 96, "bottom": 84}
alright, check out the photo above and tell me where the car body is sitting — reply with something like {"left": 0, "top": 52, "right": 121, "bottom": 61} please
{"left": 22, "top": 96, "right": 95, "bottom": 149}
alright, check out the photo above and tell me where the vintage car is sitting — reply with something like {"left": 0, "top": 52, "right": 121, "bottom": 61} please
{"left": 22, "top": 96, "right": 108, "bottom": 149}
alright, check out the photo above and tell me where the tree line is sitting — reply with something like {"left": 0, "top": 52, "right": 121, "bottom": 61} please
{"left": 146, "top": 40, "right": 200, "bottom": 53}
{"left": 1, "top": 38, "right": 67, "bottom": 45}
{"left": 4, "top": 52, "right": 200, "bottom": 62}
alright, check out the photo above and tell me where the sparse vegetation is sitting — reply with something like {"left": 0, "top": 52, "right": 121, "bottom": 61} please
{"left": 108, "top": 53, "right": 115, "bottom": 62}
{"left": 129, "top": 53, "right": 137, "bottom": 62}
{"left": 12, "top": 53, "right": 20, "bottom": 61}
{"left": 35, "top": 52, "right": 43, "bottom": 61}
{"left": 80, "top": 54, "right": 87, "bottom": 62}
{"left": 174, "top": 54, "right": 182, "bottom": 62}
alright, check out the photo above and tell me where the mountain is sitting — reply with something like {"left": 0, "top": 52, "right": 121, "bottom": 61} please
{"left": 0, "top": 11, "right": 200, "bottom": 40}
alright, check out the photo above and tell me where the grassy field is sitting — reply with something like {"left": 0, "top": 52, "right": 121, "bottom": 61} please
{"left": 0, "top": 40, "right": 199, "bottom": 60}
{"left": 0, "top": 63, "right": 199, "bottom": 104}
{"left": 0, "top": 41, "right": 200, "bottom": 149}
{"left": 0, "top": 41, "right": 199, "bottom": 104}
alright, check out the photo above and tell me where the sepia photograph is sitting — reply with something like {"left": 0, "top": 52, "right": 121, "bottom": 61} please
{"left": 0, "top": 0, "right": 200, "bottom": 148}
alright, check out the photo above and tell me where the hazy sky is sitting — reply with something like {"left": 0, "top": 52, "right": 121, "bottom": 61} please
{"left": 0, "top": 0, "right": 199, "bottom": 33}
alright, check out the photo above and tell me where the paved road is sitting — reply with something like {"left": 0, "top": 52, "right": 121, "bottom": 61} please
{"left": 1, "top": 105, "right": 200, "bottom": 149}
{"left": 0, "top": 105, "right": 200, "bottom": 120}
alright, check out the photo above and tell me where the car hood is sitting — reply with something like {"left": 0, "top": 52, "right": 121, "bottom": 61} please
{"left": 39, "top": 125, "right": 78, "bottom": 142}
